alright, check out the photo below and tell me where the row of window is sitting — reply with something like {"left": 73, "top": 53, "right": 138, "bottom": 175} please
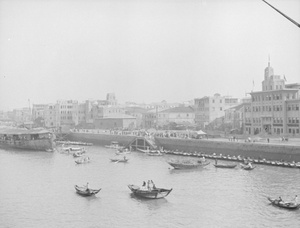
{"left": 288, "top": 118, "right": 300, "bottom": 124}
{"left": 245, "top": 105, "right": 299, "bottom": 112}
{"left": 252, "top": 93, "right": 296, "bottom": 102}
{"left": 287, "top": 105, "right": 300, "bottom": 111}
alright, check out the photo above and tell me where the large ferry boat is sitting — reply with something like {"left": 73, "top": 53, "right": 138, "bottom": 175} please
{"left": 0, "top": 128, "right": 55, "bottom": 151}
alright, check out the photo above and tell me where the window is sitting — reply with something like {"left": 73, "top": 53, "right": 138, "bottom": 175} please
{"left": 220, "top": 107, "right": 222, "bottom": 111}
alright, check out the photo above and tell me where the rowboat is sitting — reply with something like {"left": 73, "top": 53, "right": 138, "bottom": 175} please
{"left": 214, "top": 163, "right": 237, "bottom": 169}
{"left": 128, "top": 184, "right": 172, "bottom": 199}
{"left": 110, "top": 157, "right": 129, "bottom": 163}
{"left": 75, "top": 156, "right": 90, "bottom": 164}
{"left": 168, "top": 160, "right": 210, "bottom": 169}
{"left": 240, "top": 163, "right": 255, "bottom": 170}
{"left": 74, "top": 185, "right": 101, "bottom": 196}
{"left": 267, "top": 197, "right": 300, "bottom": 210}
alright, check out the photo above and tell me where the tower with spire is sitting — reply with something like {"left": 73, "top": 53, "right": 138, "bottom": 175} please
{"left": 262, "top": 57, "right": 285, "bottom": 91}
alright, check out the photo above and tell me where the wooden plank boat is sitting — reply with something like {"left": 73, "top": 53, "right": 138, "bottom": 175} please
{"left": 267, "top": 197, "right": 300, "bottom": 210}
{"left": 110, "top": 157, "right": 129, "bottom": 163}
{"left": 240, "top": 163, "right": 255, "bottom": 170}
{"left": 214, "top": 163, "right": 237, "bottom": 169}
{"left": 167, "top": 160, "right": 210, "bottom": 169}
{"left": 75, "top": 156, "right": 90, "bottom": 164}
{"left": 128, "top": 184, "right": 172, "bottom": 199}
{"left": 74, "top": 185, "right": 101, "bottom": 196}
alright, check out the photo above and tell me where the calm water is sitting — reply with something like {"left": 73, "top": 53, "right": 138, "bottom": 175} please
{"left": 1, "top": 146, "right": 300, "bottom": 228}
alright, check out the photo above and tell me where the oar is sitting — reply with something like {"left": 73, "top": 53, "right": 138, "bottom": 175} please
{"left": 115, "top": 160, "right": 119, "bottom": 163}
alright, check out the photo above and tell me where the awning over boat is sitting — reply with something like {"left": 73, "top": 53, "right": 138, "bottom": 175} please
{"left": 0, "top": 128, "right": 51, "bottom": 135}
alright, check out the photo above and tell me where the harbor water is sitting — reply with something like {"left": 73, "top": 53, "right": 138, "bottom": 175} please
{"left": 1, "top": 146, "right": 300, "bottom": 228}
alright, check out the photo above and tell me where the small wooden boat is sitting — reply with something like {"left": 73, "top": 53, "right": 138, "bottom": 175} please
{"left": 214, "top": 163, "right": 237, "bottom": 169}
{"left": 75, "top": 185, "right": 101, "bottom": 196}
{"left": 128, "top": 184, "right": 172, "bottom": 199}
{"left": 267, "top": 197, "right": 300, "bottom": 210}
{"left": 110, "top": 157, "right": 129, "bottom": 163}
{"left": 75, "top": 156, "right": 90, "bottom": 164}
{"left": 168, "top": 160, "right": 210, "bottom": 169}
{"left": 147, "top": 151, "right": 163, "bottom": 156}
{"left": 240, "top": 163, "right": 255, "bottom": 170}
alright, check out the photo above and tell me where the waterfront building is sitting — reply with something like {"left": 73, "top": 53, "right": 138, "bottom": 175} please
{"left": 244, "top": 61, "right": 300, "bottom": 136}
{"left": 194, "top": 94, "right": 239, "bottom": 128}
{"left": 94, "top": 114, "right": 136, "bottom": 130}
{"left": 32, "top": 104, "right": 47, "bottom": 121}
{"left": 156, "top": 106, "right": 195, "bottom": 129}
{"left": 57, "top": 100, "right": 79, "bottom": 132}
{"left": 224, "top": 101, "right": 249, "bottom": 134}
{"left": 125, "top": 107, "right": 148, "bottom": 129}
{"left": 12, "top": 107, "right": 32, "bottom": 124}
{"left": 44, "top": 103, "right": 59, "bottom": 128}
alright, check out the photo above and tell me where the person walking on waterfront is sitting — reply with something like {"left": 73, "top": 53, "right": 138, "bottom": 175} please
{"left": 267, "top": 138, "right": 270, "bottom": 143}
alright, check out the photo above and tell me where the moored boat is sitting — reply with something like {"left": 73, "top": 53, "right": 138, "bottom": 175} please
{"left": 75, "top": 156, "right": 90, "bottom": 164}
{"left": 110, "top": 157, "right": 129, "bottom": 163}
{"left": 267, "top": 197, "right": 300, "bottom": 210}
{"left": 75, "top": 185, "right": 101, "bottom": 196}
{"left": 128, "top": 184, "right": 172, "bottom": 199}
{"left": 240, "top": 163, "right": 255, "bottom": 170}
{"left": 214, "top": 163, "right": 237, "bottom": 169}
{"left": 0, "top": 127, "right": 54, "bottom": 151}
{"left": 167, "top": 160, "right": 210, "bottom": 169}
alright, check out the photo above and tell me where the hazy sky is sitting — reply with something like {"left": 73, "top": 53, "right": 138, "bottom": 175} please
{"left": 0, "top": 0, "right": 299, "bottom": 110}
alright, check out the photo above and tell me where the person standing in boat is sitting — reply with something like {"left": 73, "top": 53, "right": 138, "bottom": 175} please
{"left": 215, "top": 159, "right": 218, "bottom": 165}
{"left": 294, "top": 195, "right": 298, "bottom": 204}
{"left": 141, "top": 181, "right": 147, "bottom": 190}
{"left": 248, "top": 162, "right": 253, "bottom": 168}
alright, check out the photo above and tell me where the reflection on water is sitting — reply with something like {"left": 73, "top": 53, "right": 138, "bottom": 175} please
{"left": 1, "top": 146, "right": 300, "bottom": 228}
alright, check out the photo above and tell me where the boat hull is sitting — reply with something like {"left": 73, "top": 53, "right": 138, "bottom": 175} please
{"left": 0, "top": 138, "right": 54, "bottom": 151}
{"left": 268, "top": 197, "right": 300, "bottom": 210}
{"left": 75, "top": 185, "right": 101, "bottom": 196}
{"left": 128, "top": 185, "right": 172, "bottom": 199}
{"left": 168, "top": 161, "right": 210, "bottom": 169}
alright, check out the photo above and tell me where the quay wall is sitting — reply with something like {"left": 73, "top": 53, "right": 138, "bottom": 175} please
{"left": 67, "top": 132, "right": 136, "bottom": 146}
{"left": 155, "top": 137, "right": 300, "bottom": 162}
{"left": 67, "top": 132, "right": 300, "bottom": 162}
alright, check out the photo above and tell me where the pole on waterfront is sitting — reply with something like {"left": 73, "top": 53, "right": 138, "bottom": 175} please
{"left": 262, "top": 0, "right": 300, "bottom": 28}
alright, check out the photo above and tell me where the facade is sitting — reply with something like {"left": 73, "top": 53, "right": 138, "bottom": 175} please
{"left": 224, "top": 102, "right": 249, "bottom": 133}
{"left": 194, "top": 94, "right": 239, "bottom": 128}
{"left": 157, "top": 106, "right": 195, "bottom": 128}
{"left": 244, "top": 61, "right": 300, "bottom": 136}
{"left": 44, "top": 104, "right": 59, "bottom": 128}
{"left": 32, "top": 104, "right": 47, "bottom": 121}
{"left": 94, "top": 114, "right": 136, "bottom": 129}
{"left": 125, "top": 107, "right": 148, "bottom": 129}
{"left": 57, "top": 100, "right": 79, "bottom": 131}
{"left": 12, "top": 108, "right": 32, "bottom": 124}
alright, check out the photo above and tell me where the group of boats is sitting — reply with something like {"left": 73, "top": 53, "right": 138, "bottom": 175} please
{"left": 74, "top": 182, "right": 172, "bottom": 199}
{"left": 60, "top": 145, "right": 91, "bottom": 164}
{"left": 164, "top": 150, "right": 300, "bottom": 169}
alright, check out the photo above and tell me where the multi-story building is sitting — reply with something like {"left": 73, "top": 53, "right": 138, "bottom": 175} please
{"left": 156, "top": 106, "right": 195, "bottom": 128}
{"left": 12, "top": 108, "right": 32, "bottom": 124}
{"left": 57, "top": 100, "right": 79, "bottom": 131}
{"left": 32, "top": 104, "right": 47, "bottom": 121}
{"left": 44, "top": 103, "right": 59, "bottom": 128}
{"left": 194, "top": 94, "right": 239, "bottom": 128}
{"left": 244, "top": 61, "right": 300, "bottom": 136}
{"left": 125, "top": 107, "right": 148, "bottom": 129}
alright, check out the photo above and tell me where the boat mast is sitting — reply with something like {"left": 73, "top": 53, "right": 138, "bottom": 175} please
{"left": 262, "top": 0, "right": 300, "bottom": 28}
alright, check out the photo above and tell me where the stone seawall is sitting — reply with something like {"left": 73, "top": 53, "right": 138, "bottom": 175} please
{"left": 67, "top": 133, "right": 136, "bottom": 146}
{"left": 155, "top": 137, "right": 300, "bottom": 162}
